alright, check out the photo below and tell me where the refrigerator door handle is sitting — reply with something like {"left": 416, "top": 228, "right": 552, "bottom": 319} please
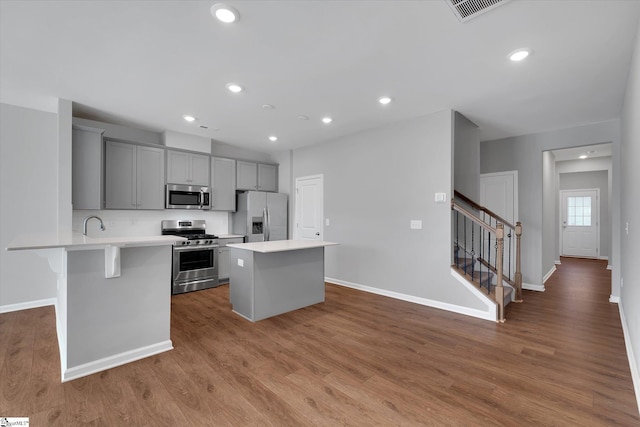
{"left": 267, "top": 208, "right": 272, "bottom": 241}
{"left": 263, "top": 208, "right": 268, "bottom": 241}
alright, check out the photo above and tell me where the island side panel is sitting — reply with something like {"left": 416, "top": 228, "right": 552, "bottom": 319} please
{"left": 253, "top": 247, "right": 325, "bottom": 321}
{"left": 229, "top": 247, "right": 255, "bottom": 321}
{"left": 65, "top": 245, "right": 172, "bottom": 371}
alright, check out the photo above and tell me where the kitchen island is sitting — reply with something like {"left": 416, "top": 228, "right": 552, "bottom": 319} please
{"left": 6, "top": 232, "right": 184, "bottom": 382}
{"left": 227, "top": 240, "right": 338, "bottom": 322}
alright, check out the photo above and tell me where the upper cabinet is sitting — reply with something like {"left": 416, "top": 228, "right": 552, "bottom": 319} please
{"left": 105, "top": 140, "right": 165, "bottom": 210}
{"left": 211, "top": 157, "right": 236, "bottom": 211}
{"left": 167, "top": 150, "right": 210, "bottom": 186}
{"left": 236, "top": 160, "right": 278, "bottom": 192}
{"left": 72, "top": 125, "right": 105, "bottom": 210}
{"left": 258, "top": 163, "right": 277, "bottom": 192}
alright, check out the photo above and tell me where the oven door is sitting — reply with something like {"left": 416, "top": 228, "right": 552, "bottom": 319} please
{"left": 172, "top": 245, "right": 218, "bottom": 294}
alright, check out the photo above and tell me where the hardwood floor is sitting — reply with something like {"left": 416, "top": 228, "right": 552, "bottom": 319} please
{"left": 1, "top": 257, "right": 638, "bottom": 425}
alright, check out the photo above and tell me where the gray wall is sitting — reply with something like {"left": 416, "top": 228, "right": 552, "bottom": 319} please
{"left": 481, "top": 119, "right": 621, "bottom": 291}
{"left": 453, "top": 112, "right": 480, "bottom": 201}
{"left": 559, "top": 169, "right": 610, "bottom": 260}
{"left": 620, "top": 23, "right": 640, "bottom": 402}
{"left": 542, "top": 151, "right": 557, "bottom": 280}
{"left": 0, "top": 103, "right": 59, "bottom": 307}
{"left": 292, "top": 110, "right": 486, "bottom": 310}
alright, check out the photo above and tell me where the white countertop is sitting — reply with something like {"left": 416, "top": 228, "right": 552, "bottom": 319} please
{"left": 217, "top": 234, "right": 245, "bottom": 239}
{"left": 6, "top": 232, "right": 186, "bottom": 252}
{"left": 226, "top": 240, "right": 339, "bottom": 253}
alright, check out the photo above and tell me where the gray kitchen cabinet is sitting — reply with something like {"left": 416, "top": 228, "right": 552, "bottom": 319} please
{"left": 236, "top": 160, "right": 278, "bottom": 192}
{"left": 167, "top": 150, "right": 210, "bottom": 186}
{"left": 72, "top": 124, "right": 105, "bottom": 210}
{"left": 211, "top": 157, "right": 236, "bottom": 211}
{"left": 236, "top": 160, "right": 258, "bottom": 190}
{"left": 218, "top": 237, "right": 244, "bottom": 283}
{"left": 258, "top": 163, "right": 277, "bottom": 192}
{"left": 105, "top": 140, "right": 165, "bottom": 210}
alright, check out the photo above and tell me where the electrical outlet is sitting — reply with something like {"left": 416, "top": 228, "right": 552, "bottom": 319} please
{"left": 625, "top": 222, "right": 629, "bottom": 235}
{"left": 326, "top": 218, "right": 330, "bottom": 226}
{"left": 410, "top": 220, "right": 422, "bottom": 230}
{"left": 621, "top": 277, "right": 624, "bottom": 289}
{"left": 237, "top": 259, "right": 244, "bottom": 267}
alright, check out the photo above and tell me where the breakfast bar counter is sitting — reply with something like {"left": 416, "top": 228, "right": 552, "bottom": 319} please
{"left": 227, "top": 240, "right": 338, "bottom": 322}
{"left": 6, "top": 232, "right": 184, "bottom": 382}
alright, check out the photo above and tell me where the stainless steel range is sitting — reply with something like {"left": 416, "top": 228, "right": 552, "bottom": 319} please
{"left": 161, "top": 220, "right": 219, "bottom": 294}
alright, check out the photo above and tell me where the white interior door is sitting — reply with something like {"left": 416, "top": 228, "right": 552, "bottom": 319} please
{"left": 295, "top": 175, "right": 323, "bottom": 240}
{"left": 480, "top": 171, "right": 517, "bottom": 225}
{"left": 561, "top": 189, "right": 599, "bottom": 258}
{"left": 480, "top": 171, "right": 518, "bottom": 280}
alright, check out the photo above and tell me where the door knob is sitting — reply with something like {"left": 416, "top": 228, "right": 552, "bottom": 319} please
{"left": 315, "top": 232, "right": 320, "bottom": 236}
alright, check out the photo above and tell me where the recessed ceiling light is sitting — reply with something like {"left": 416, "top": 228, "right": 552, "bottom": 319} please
{"left": 268, "top": 136, "right": 278, "bottom": 142}
{"left": 378, "top": 96, "right": 393, "bottom": 105}
{"left": 226, "top": 83, "right": 243, "bottom": 93}
{"left": 183, "top": 115, "right": 196, "bottom": 122}
{"left": 211, "top": 3, "right": 239, "bottom": 23}
{"left": 579, "top": 154, "right": 588, "bottom": 159}
{"left": 508, "top": 48, "right": 532, "bottom": 62}
{"left": 322, "top": 117, "right": 333, "bottom": 124}
{"left": 262, "top": 104, "right": 275, "bottom": 110}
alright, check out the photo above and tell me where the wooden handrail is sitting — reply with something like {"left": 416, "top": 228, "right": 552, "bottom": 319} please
{"left": 454, "top": 190, "right": 516, "bottom": 229}
{"left": 451, "top": 200, "right": 497, "bottom": 234}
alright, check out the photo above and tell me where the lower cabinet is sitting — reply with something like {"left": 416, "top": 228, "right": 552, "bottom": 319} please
{"left": 218, "top": 237, "right": 244, "bottom": 283}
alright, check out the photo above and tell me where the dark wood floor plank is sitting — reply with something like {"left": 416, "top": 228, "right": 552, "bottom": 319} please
{"left": 0, "top": 308, "right": 38, "bottom": 416}
{"left": 0, "top": 256, "right": 638, "bottom": 425}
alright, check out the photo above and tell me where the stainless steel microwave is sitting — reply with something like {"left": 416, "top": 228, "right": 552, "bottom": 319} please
{"left": 165, "top": 184, "right": 211, "bottom": 210}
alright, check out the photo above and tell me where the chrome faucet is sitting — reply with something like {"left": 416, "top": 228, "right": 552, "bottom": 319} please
{"left": 83, "top": 215, "right": 106, "bottom": 236}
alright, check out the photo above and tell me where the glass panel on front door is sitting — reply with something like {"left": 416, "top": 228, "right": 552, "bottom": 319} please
{"left": 567, "top": 196, "right": 592, "bottom": 226}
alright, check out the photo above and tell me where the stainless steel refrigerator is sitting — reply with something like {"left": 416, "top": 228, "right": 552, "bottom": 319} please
{"left": 232, "top": 191, "right": 288, "bottom": 242}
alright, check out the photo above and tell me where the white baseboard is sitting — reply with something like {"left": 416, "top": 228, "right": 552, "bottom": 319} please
{"left": 0, "top": 297, "right": 56, "bottom": 314}
{"left": 326, "top": 276, "right": 497, "bottom": 322}
{"left": 62, "top": 340, "right": 173, "bottom": 382}
{"left": 618, "top": 303, "right": 640, "bottom": 416}
{"left": 607, "top": 265, "right": 612, "bottom": 271}
{"left": 522, "top": 282, "right": 545, "bottom": 292}
{"left": 554, "top": 260, "right": 562, "bottom": 265}
{"left": 609, "top": 295, "right": 621, "bottom": 303}
{"left": 543, "top": 266, "right": 557, "bottom": 284}
{"left": 598, "top": 256, "right": 609, "bottom": 261}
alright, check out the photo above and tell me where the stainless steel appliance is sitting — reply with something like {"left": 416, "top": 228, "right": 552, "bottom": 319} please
{"left": 232, "top": 191, "right": 287, "bottom": 242}
{"left": 165, "top": 184, "right": 211, "bottom": 210}
{"left": 161, "top": 220, "right": 219, "bottom": 294}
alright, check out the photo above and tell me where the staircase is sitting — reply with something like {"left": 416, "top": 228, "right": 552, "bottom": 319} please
{"left": 452, "top": 191, "right": 523, "bottom": 322}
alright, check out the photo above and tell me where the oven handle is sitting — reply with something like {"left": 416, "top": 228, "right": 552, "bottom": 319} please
{"left": 173, "top": 244, "right": 219, "bottom": 252}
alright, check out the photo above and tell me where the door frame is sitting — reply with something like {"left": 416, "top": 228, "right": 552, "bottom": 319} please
{"left": 559, "top": 188, "right": 600, "bottom": 258}
{"left": 294, "top": 174, "right": 324, "bottom": 240}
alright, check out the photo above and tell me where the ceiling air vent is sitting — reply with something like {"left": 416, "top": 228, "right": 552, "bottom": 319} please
{"left": 446, "top": 0, "right": 512, "bottom": 23}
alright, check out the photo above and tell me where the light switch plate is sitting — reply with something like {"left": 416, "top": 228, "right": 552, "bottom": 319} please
{"left": 435, "top": 192, "right": 447, "bottom": 203}
{"left": 237, "top": 259, "right": 244, "bottom": 267}
{"left": 326, "top": 218, "right": 330, "bottom": 226}
{"left": 410, "top": 220, "right": 422, "bottom": 230}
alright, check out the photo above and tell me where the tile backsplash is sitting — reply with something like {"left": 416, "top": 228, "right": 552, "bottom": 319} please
{"left": 73, "top": 210, "right": 230, "bottom": 237}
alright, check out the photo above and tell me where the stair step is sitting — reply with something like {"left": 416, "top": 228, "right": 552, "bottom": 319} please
{"left": 455, "top": 257, "right": 475, "bottom": 271}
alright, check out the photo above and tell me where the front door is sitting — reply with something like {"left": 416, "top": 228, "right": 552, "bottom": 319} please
{"left": 561, "top": 189, "right": 599, "bottom": 258}
{"left": 294, "top": 175, "right": 323, "bottom": 240}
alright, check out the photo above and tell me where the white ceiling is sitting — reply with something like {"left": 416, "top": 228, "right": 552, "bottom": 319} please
{"left": 1, "top": 1, "right": 639, "bottom": 153}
